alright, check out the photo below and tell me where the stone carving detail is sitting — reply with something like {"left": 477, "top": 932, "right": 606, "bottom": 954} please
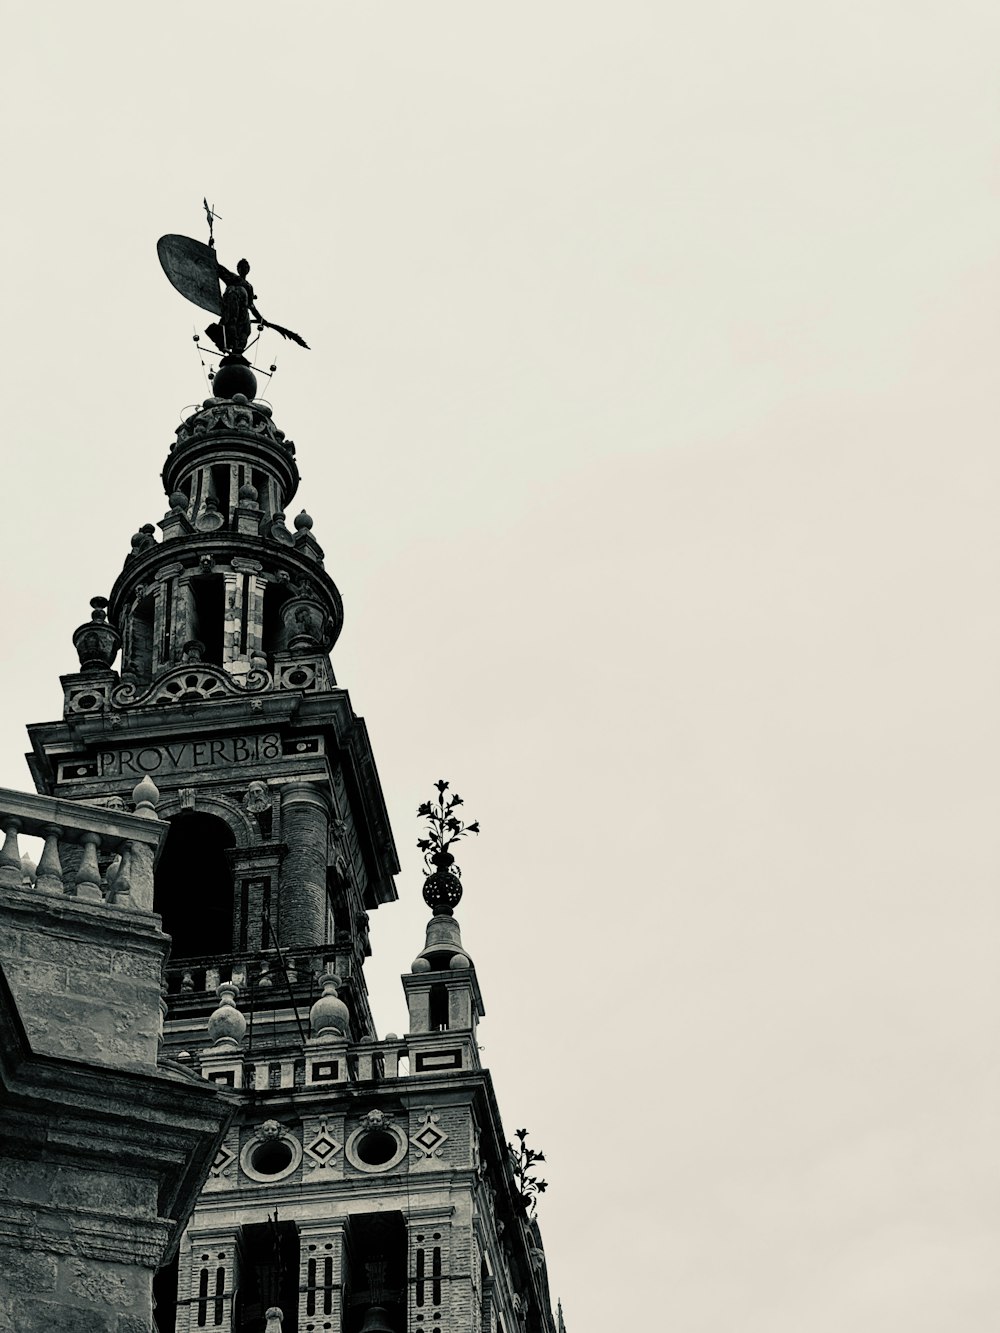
{"left": 194, "top": 495, "right": 224, "bottom": 532}
{"left": 64, "top": 679, "right": 113, "bottom": 716}
{"left": 242, "top": 780, "right": 272, "bottom": 814}
{"left": 110, "top": 662, "right": 272, "bottom": 708}
{"left": 279, "top": 597, "right": 332, "bottom": 653}
{"left": 274, "top": 659, "right": 321, "bottom": 692}
{"left": 329, "top": 818, "right": 350, "bottom": 887}
{"left": 410, "top": 1110, "right": 449, "bottom": 1161}
{"left": 128, "top": 524, "right": 157, "bottom": 558}
{"left": 239, "top": 1119, "right": 303, "bottom": 1184}
{"left": 172, "top": 396, "right": 293, "bottom": 451}
{"left": 304, "top": 1120, "right": 342, "bottom": 1171}
{"left": 86, "top": 795, "right": 127, "bottom": 811}
{"left": 262, "top": 511, "right": 295, "bottom": 545}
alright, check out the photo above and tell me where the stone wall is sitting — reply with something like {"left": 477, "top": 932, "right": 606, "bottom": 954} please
{"left": 0, "top": 793, "right": 233, "bottom": 1333}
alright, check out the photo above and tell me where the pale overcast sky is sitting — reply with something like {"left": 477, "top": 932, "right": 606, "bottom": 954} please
{"left": 1, "top": 4, "right": 998, "bottom": 1329}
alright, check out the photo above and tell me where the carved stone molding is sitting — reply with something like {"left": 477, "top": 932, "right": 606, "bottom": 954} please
{"left": 110, "top": 663, "right": 272, "bottom": 708}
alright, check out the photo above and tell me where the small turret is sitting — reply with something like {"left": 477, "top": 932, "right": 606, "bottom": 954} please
{"left": 403, "top": 782, "right": 485, "bottom": 1050}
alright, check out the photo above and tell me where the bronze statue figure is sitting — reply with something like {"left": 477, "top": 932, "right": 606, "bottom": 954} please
{"left": 157, "top": 228, "right": 309, "bottom": 357}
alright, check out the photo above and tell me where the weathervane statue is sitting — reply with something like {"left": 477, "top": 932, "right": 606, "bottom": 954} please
{"left": 157, "top": 199, "right": 309, "bottom": 376}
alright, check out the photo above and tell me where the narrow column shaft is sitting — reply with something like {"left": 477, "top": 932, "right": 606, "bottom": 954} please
{"left": 277, "top": 783, "right": 331, "bottom": 948}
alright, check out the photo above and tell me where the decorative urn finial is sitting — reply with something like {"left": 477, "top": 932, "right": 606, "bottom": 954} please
{"left": 417, "top": 781, "right": 479, "bottom": 916}
{"left": 72, "top": 596, "right": 121, "bottom": 673}
{"left": 309, "top": 972, "right": 350, "bottom": 1039}
{"left": 207, "top": 981, "right": 246, "bottom": 1050}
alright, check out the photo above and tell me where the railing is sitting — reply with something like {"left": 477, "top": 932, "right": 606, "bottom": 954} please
{"left": 164, "top": 943, "right": 338, "bottom": 996}
{"left": 175, "top": 1036, "right": 412, "bottom": 1088}
{"left": 0, "top": 779, "right": 166, "bottom": 912}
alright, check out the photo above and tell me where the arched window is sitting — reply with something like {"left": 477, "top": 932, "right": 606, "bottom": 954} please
{"left": 261, "top": 580, "right": 293, "bottom": 660}
{"left": 429, "top": 983, "right": 450, "bottom": 1032}
{"left": 188, "top": 575, "right": 225, "bottom": 666}
{"left": 154, "top": 812, "right": 236, "bottom": 960}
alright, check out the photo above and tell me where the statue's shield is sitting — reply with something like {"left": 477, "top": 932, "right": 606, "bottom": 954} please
{"left": 157, "top": 234, "right": 222, "bottom": 315}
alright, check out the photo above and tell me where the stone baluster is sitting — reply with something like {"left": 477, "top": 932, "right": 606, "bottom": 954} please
{"left": 180, "top": 969, "right": 195, "bottom": 992}
{"left": 72, "top": 831, "right": 104, "bottom": 902}
{"left": 205, "top": 966, "right": 220, "bottom": 993}
{"left": 126, "top": 775, "right": 160, "bottom": 911}
{"left": 0, "top": 819, "right": 23, "bottom": 888}
{"left": 35, "top": 824, "right": 65, "bottom": 893}
{"left": 107, "top": 843, "right": 137, "bottom": 908}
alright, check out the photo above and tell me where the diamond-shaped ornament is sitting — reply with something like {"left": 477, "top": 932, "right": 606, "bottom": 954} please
{"left": 211, "top": 1142, "right": 236, "bottom": 1178}
{"left": 410, "top": 1110, "right": 449, "bottom": 1160}
{"left": 304, "top": 1121, "right": 342, "bottom": 1171}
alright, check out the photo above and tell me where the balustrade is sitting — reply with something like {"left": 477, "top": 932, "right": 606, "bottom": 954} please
{"left": 0, "top": 779, "right": 166, "bottom": 912}
{"left": 164, "top": 943, "right": 338, "bottom": 996}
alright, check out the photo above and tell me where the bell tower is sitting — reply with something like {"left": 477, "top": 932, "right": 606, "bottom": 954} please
{"left": 28, "top": 356, "right": 398, "bottom": 1043}
{"left": 22, "top": 230, "right": 563, "bottom": 1333}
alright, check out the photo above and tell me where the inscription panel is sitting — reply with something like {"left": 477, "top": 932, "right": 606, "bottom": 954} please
{"left": 98, "top": 732, "right": 283, "bottom": 780}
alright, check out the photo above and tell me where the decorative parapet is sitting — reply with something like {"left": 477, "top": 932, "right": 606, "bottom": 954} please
{"left": 0, "top": 777, "right": 165, "bottom": 911}
{"left": 0, "top": 778, "right": 173, "bottom": 1076}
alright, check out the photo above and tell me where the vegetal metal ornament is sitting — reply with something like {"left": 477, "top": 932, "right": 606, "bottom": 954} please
{"left": 509, "top": 1127, "right": 548, "bottom": 1217}
{"left": 416, "top": 780, "right": 480, "bottom": 915}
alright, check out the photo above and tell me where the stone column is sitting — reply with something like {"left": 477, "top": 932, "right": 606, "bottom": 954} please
{"left": 277, "top": 783, "right": 331, "bottom": 949}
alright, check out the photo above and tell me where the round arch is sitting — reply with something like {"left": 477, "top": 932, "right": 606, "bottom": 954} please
{"left": 154, "top": 809, "right": 238, "bottom": 960}
{"left": 154, "top": 792, "right": 259, "bottom": 849}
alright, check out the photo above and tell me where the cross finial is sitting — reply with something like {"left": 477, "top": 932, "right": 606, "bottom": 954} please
{"left": 203, "top": 197, "right": 222, "bottom": 249}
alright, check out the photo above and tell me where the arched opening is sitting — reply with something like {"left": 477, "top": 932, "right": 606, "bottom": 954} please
{"left": 429, "top": 983, "right": 450, "bottom": 1032}
{"left": 261, "top": 580, "right": 293, "bottom": 659}
{"left": 154, "top": 812, "right": 236, "bottom": 960}
{"left": 188, "top": 575, "right": 225, "bottom": 666}
{"left": 210, "top": 463, "right": 232, "bottom": 522}
{"left": 126, "top": 592, "right": 156, "bottom": 681}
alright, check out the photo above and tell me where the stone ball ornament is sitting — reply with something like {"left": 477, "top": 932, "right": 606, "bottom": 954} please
{"left": 213, "top": 357, "right": 258, "bottom": 401}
